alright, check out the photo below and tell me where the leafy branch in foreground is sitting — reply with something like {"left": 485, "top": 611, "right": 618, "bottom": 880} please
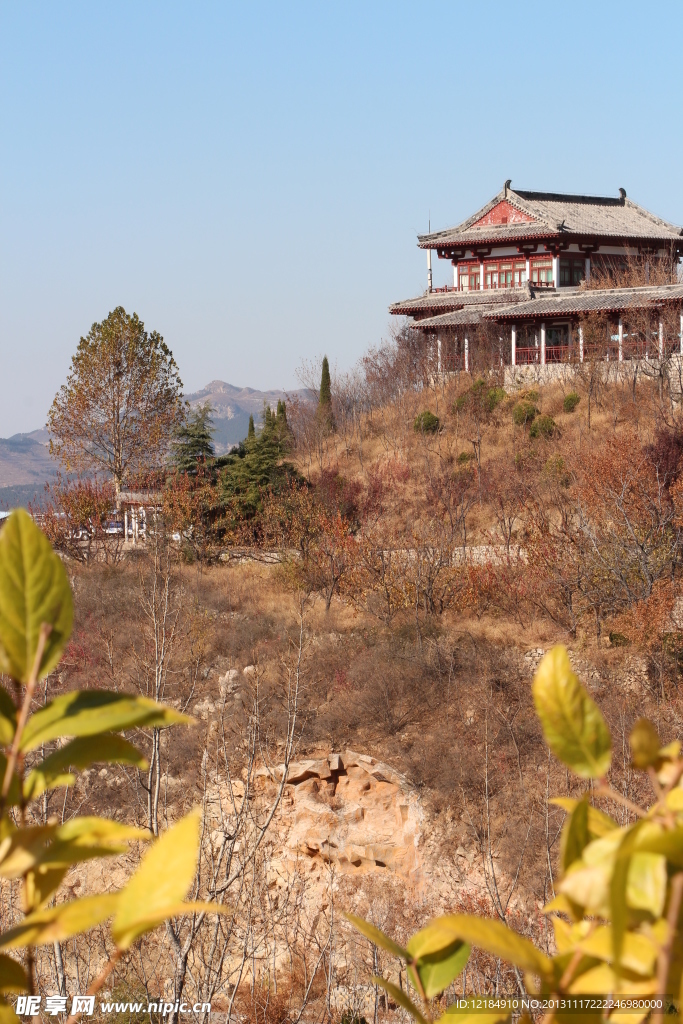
{"left": 349, "top": 644, "right": 683, "bottom": 1023}
{"left": 0, "top": 510, "right": 228, "bottom": 1021}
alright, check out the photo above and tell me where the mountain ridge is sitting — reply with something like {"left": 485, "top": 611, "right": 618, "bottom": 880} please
{"left": 0, "top": 381, "right": 314, "bottom": 501}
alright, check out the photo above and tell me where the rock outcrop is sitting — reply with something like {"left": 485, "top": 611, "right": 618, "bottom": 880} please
{"left": 258, "top": 751, "right": 423, "bottom": 885}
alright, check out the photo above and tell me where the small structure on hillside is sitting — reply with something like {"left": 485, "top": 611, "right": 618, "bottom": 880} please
{"left": 392, "top": 183, "right": 683, "bottom": 374}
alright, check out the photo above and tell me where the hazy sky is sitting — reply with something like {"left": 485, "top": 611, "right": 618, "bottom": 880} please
{"left": 1, "top": 2, "right": 682, "bottom": 436}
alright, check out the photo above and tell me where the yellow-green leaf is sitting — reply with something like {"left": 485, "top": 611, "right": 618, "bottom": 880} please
{"left": 372, "top": 978, "right": 428, "bottom": 1024}
{"left": 578, "top": 926, "right": 657, "bottom": 977}
{"left": 24, "top": 734, "right": 147, "bottom": 800}
{"left": 533, "top": 646, "right": 611, "bottom": 779}
{"left": 24, "top": 866, "right": 69, "bottom": 912}
{"left": 21, "top": 691, "right": 193, "bottom": 751}
{"left": 626, "top": 853, "right": 666, "bottom": 916}
{"left": 629, "top": 719, "right": 661, "bottom": 769}
{"left": 0, "top": 817, "right": 148, "bottom": 879}
{"left": 0, "top": 956, "right": 26, "bottom": 994}
{"left": 403, "top": 915, "right": 552, "bottom": 979}
{"left": 550, "top": 797, "right": 617, "bottom": 838}
{"left": 561, "top": 797, "right": 589, "bottom": 872}
{"left": 0, "top": 1001, "right": 18, "bottom": 1024}
{"left": 344, "top": 913, "right": 409, "bottom": 960}
{"left": 112, "top": 809, "right": 202, "bottom": 949}
{"left": 405, "top": 923, "right": 470, "bottom": 998}
{"left": 0, "top": 510, "right": 73, "bottom": 684}
{"left": 0, "top": 894, "right": 118, "bottom": 948}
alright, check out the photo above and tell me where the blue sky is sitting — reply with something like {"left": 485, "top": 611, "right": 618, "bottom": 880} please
{"left": 1, "top": 1, "right": 682, "bottom": 435}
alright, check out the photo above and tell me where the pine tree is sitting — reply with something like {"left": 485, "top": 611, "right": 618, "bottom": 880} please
{"left": 171, "top": 403, "right": 215, "bottom": 474}
{"left": 247, "top": 414, "right": 255, "bottom": 439}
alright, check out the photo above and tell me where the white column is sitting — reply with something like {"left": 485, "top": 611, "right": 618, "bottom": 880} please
{"left": 659, "top": 320, "right": 664, "bottom": 360}
{"left": 479, "top": 259, "right": 484, "bottom": 291}
{"left": 464, "top": 336, "right": 469, "bottom": 373}
{"left": 453, "top": 265, "right": 457, "bottom": 289}
{"left": 427, "top": 249, "right": 432, "bottom": 293}
{"left": 579, "top": 325, "right": 584, "bottom": 363}
{"left": 124, "top": 511, "right": 128, "bottom": 540}
{"left": 585, "top": 256, "right": 591, "bottom": 283}
{"left": 437, "top": 336, "right": 442, "bottom": 373}
{"left": 618, "top": 318, "right": 623, "bottom": 362}
{"left": 553, "top": 254, "right": 560, "bottom": 289}
{"left": 680, "top": 313, "right": 683, "bottom": 356}
{"left": 541, "top": 323, "right": 546, "bottom": 366}
{"left": 511, "top": 325, "right": 516, "bottom": 367}
{"left": 525, "top": 256, "right": 531, "bottom": 284}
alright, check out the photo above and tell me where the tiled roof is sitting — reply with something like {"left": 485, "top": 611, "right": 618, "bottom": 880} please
{"left": 418, "top": 186, "right": 683, "bottom": 250}
{"left": 407, "top": 291, "right": 534, "bottom": 330}
{"left": 389, "top": 284, "right": 532, "bottom": 316}
{"left": 483, "top": 283, "right": 683, "bottom": 323}
{"left": 410, "top": 308, "right": 490, "bottom": 329}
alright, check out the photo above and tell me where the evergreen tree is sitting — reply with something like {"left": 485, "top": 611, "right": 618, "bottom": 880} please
{"left": 247, "top": 414, "right": 255, "bottom": 439}
{"left": 319, "top": 356, "right": 332, "bottom": 407}
{"left": 171, "top": 403, "right": 215, "bottom": 474}
{"left": 318, "top": 356, "right": 335, "bottom": 431}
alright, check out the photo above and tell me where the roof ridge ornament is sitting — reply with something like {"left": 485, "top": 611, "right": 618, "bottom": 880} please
{"left": 504, "top": 179, "right": 511, "bottom": 197}
{"left": 619, "top": 187, "right": 627, "bottom": 200}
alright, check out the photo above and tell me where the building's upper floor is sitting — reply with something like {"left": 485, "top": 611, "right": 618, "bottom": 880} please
{"left": 418, "top": 182, "right": 683, "bottom": 293}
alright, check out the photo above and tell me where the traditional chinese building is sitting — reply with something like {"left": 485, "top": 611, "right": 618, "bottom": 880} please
{"left": 391, "top": 183, "right": 683, "bottom": 373}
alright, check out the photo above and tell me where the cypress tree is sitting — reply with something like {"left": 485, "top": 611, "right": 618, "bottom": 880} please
{"left": 247, "top": 414, "right": 255, "bottom": 439}
{"left": 319, "top": 356, "right": 332, "bottom": 407}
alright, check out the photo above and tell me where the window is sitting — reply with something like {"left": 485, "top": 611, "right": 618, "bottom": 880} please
{"left": 560, "top": 258, "right": 586, "bottom": 287}
{"left": 531, "top": 261, "right": 553, "bottom": 284}
{"left": 481, "top": 260, "right": 526, "bottom": 289}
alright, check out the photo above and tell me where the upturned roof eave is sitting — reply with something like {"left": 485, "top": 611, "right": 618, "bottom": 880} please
{"left": 417, "top": 230, "right": 683, "bottom": 250}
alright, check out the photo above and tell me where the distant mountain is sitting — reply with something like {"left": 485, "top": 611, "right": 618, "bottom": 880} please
{"left": 0, "top": 381, "right": 315, "bottom": 507}
{"left": 184, "top": 380, "right": 314, "bottom": 453}
{"left": 0, "top": 429, "right": 56, "bottom": 509}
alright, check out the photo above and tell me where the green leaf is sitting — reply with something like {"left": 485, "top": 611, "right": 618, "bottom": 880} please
{"left": 402, "top": 915, "right": 552, "bottom": 979}
{"left": 372, "top": 978, "right": 428, "bottom": 1024}
{"left": 24, "top": 734, "right": 147, "bottom": 800}
{"left": 561, "top": 797, "right": 589, "bottom": 872}
{"left": 411, "top": 942, "right": 470, "bottom": 999}
{"left": 0, "top": 894, "right": 118, "bottom": 948}
{"left": 0, "top": 509, "right": 73, "bottom": 684}
{"left": 0, "top": 691, "right": 16, "bottom": 747}
{"left": 406, "top": 922, "right": 470, "bottom": 996}
{"left": 533, "top": 646, "right": 611, "bottom": 779}
{"left": 344, "top": 913, "right": 410, "bottom": 960}
{"left": 629, "top": 719, "right": 661, "bottom": 769}
{"left": 21, "top": 691, "right": 193, "bottom": 751}
{"left": 112, "top": 809, "right": 203, "bottom": 949}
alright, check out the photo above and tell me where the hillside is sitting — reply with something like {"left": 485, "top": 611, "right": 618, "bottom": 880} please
{"left": 31, "top": 355, "right": 683, "bottom": 1014}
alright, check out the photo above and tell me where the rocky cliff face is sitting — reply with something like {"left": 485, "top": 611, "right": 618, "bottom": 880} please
{"left": 258, "top": 752, "right": 423, "bottom": 885}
